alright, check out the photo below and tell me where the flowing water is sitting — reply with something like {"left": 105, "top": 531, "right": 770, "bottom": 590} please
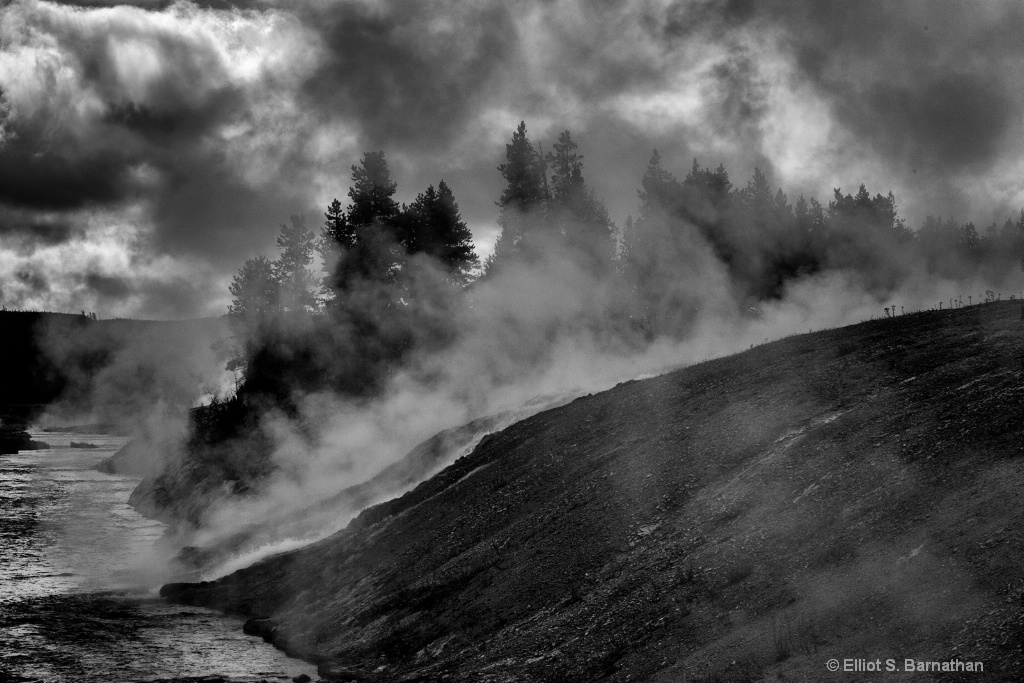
{"left": 0, "top": 433, "right": 318, "bottom": 683}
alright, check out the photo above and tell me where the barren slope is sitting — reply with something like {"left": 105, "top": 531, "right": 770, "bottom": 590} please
{"left": 164, "top": 302, "right": 1024, "bottom": 682}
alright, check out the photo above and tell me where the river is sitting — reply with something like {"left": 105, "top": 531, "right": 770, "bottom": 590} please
{"left": 0, "top": 432, "right": 318, "bottom": 683}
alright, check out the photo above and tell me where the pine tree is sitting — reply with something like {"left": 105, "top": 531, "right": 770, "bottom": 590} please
{"left": 621, "top": 150, "right": 684, "bottom": 334}
{"left": 347, "top": 151, "right": 400, "bottom": 228}
{"left": 228, "top": 255, "right": 279, "bottom": 320}
{"left": 317, "top": 198, "right": 349, "bottom": 302}
{"left": 548, "top": 130, "right": 584, "bottom": 203}
{"left": 401, "top": 180, "right": 479, "bottom": 285}
{"left": 741, "top": 167, "right": 774, "bottom": 229}
{"left": 636, "top": 149, "right": 680, "bottom": 222}
{"left": 322, "top": 198, "right": 353, "bottom": 250}
{"left": 274, "top": 215, "right": 319, "bottom": 313}
{"left": 324, "top": 151, "right": 404, "bottom": 296}
{"left": 487, "top": 121, "right": 548, "bottom": 272}
{"left": 683, "top": 159, "right": 732, "bottom": 209}
{"left": 546, "top": 130, "right": 615, "bottom": 270}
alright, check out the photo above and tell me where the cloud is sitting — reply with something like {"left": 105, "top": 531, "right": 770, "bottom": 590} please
{"left": 0, "top": 205, "right": 228, "bottom": 317}
{"left": 2, "top": 0, "right": 1024, "bottom": 316}
{"left": 756, "top": 0, "right": 1024, "bottom": 219}
{"left": 0, "top": 0, "right": 329, "bottom": 313}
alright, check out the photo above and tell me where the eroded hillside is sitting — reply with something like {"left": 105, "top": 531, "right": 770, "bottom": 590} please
{"left": 164, "top": 301, "right": 1024, "bottom": 682}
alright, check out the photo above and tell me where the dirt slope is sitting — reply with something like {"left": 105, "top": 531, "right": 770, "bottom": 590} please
{"left": 163, "top": 302, "right": 1024, "bottom": 682}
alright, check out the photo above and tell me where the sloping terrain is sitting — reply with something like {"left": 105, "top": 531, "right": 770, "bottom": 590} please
{"left": 164, "top": 301, "right": 1024, "bottom": 682}
{"left": 154, "top": 407, "right": 560, "bottom": 574}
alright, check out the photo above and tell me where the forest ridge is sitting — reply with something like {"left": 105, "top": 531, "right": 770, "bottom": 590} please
{"left": 229, "top": 121, "right": 1024, "bottom": 355}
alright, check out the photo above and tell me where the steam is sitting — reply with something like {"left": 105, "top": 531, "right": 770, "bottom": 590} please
{"left": 5, "top": 1, "right": 1021, "bottom": 578}
{"left": 183, "top": 199, "right": 1022, "bottom": 577}
{"left": 36, "top": 315, "right": 234, "bottom": 476}
{"left": 5, "top": 1, "right": 1024, "bottom": 315}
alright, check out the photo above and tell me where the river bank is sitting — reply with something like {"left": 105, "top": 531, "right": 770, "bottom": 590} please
{"left": 0, "top": 433, "right": 317, "bottom": 682}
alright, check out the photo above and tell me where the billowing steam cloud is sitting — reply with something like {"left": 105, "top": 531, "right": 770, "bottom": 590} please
{"left": 4, "top": 0, "right": 1024, "bottom": 581}
{"left": 3, "top": 0, "right": 1024, "bottom": 315}
{"left": 184, "top": 216, "right": 1021, "bottom": 578}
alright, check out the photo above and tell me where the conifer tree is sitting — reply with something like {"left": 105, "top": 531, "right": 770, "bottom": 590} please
{"left": 322, "top": 151, "right": 404, "bottom": 295}
{"left": 487, "top": 122, "right": 548, "bottom": 272}
{"left": 274, "top": 215, "right": 319, "bottom": 313}
{"left": 401, "top": 180, "right": 479, "bottom": 285}
{"left": 636, "top": 149, "right": 680, "bottom": 222}
{"left": 545, "top": 130, "right": 615, "bottom": 270}
{"left": 347, "top": 151, "right": 400, "bottom": 228}
{"left": 321, "top": 198, "right": 353, "bottom": 254}
{"left": 228, "top": 254, "right": 280, "bottom": 329}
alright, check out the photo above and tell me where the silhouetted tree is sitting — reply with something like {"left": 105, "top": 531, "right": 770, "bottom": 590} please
{"left": 399, "top": 180, "right": 479, "bottom": 285}
{"left": 321, "top": 151, "right": 404, "bottom": 297}
{"left": 487, "top": 121, "right": 549, "bottom": 272}
{"left": 347, "top": 151, "right": 400, "bottom": 228}
{"left": 317, "top": 198, "right": 349, "bottom": 303}
{"left": 545, "top": 130, "right": 615, "bottom": 271}
{"left": 322, "top": 197, "right": 353, "bottom": 249}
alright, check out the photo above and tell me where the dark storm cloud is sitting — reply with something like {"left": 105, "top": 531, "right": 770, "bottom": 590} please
{"left": 299, "top": 1, "right": 519, "bottom": 152}
{"left": 0, "top": 0, "right": 320, "bottom": 263}
{"left": 0, "top": 7, "right": 248, "bottom": 213}
{"left": 758, "top": 1, "right": 1024, "bottom": 176}
{"left": 294, "top": 0, "right": 769, "bottom": 153}
{"left": 0, "top": 208, "right": 78, "bottom": 248}
{"left": 0, "top": 136, "right": 132, "bottom": 210}
{"left": 83, "top": 272, "right": 133, "bottom": 300}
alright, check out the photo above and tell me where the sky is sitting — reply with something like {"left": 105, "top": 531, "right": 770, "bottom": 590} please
{"left": 2, "top": 0, "right": 1024, "bottom": 318}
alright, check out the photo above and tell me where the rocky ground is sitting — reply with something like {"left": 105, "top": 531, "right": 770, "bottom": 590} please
{"left": 163, "top": 301, "right": 1024, "bottom": 682}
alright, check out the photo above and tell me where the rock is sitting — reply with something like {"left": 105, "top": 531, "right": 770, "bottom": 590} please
{"left": 292, "top": 675, "right": 312, "bottom": 683}
{"left": 242, "top": 617, "right": 277, "bottom": 643}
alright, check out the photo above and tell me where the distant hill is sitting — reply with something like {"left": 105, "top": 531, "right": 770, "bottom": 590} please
{"left": 164, "top": 301, "right": 1024, "bottom": 682}
{"left": 0, "top": 311, "right": 85, "bottom": 423}
{"left": 0, "top": 310, "right": 228, "bottom": 429}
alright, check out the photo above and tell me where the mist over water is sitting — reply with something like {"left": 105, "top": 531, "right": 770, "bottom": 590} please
{"left": 0, "top": 434, "right": 316, "bottom": 682}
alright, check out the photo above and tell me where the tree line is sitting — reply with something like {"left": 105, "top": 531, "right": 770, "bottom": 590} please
{"left": 228, "top": 121, "right": 1024, "bottom": 398}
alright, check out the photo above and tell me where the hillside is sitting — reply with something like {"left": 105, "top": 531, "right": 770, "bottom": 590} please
{"left": 145, "top": 405, "right": 566, "bottom": 574}
{"left": 163, "top": 301, "right": 1024, "bottom": 682}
